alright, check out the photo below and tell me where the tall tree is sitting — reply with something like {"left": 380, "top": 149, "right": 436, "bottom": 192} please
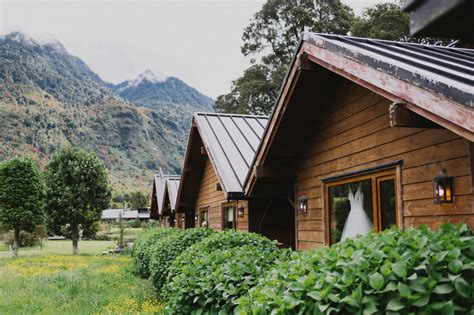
{"left": 215, "top": 0, "right": 354, "bottom": 115}
{"left": 350, "top": 1, "right": 447, "bottom": 44}
{"left": 0, "top": 157, "right": 45, "bottom": 256}
{"left": 351, "top": 2, "right": 410, "bottom": 41}
{"left": 45, "top": 147, "right": 111, "bottom": 254}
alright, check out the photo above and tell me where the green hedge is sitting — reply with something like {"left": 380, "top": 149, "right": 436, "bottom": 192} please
{"left": 131, "top": 228, "right": 179, "bottom": 278}
{"left": 235, "top": 224, "right": 474, "bottom": 314}
{"left": 149, "top": 228, "right": 216, "bottom": 292}
{"left": 162, "top": 231, "right": 284, "bottom": 313}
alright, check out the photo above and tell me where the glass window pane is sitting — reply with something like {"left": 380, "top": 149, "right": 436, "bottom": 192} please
{"left": 223, "top": 206, "right": 235, "bottom": 229}
{"left": 328, "top": 179, "right": 374, "bottom": 243}
{"left": 379, "top": 179, "right": 396, "bottom": 230}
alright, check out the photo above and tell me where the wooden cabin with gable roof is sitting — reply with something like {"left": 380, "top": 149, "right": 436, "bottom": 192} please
{"left": 176, "top": 112, "right": 295, "bottom": 247}
{"left": 243, "top": 33, "right": 474, "bottom": 250}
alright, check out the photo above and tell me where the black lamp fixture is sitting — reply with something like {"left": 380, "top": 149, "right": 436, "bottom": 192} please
{"left": 237, "top": 205, "right": 245, "bottom": 218}
{"left": 433, "top": 169, "right": 453, "bottom": 204}
{"left": 298, "top": 196, "right": 308, "bottom": 213}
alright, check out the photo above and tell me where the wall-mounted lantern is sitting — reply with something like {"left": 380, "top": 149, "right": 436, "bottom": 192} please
{"left": 433, "top": 169, "right": 453, "bottom": 204}
{"left": 237, "top": 205, "right": 245, "bottom": 218}
{"left": 194, "top": 213, "right": 198, "bottom": 221}
{"left": 298, "top": 196, "right": 308, "bottom": 213}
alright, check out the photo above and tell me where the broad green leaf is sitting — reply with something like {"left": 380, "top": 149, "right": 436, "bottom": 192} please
{"left": 392, "top": 262, "right": 407, "bottom": 279}
{"left": 454, "top": 277, "right": 472, "bottom": 298}
{"left": 432, "top": 283, "right": 453, "bottom": 295}
{"left": 448, "top": 259, "right": 463, "bottom": 274}
{"left": 369, "top": 272, "right": 384, "bottom": 291}
{"left": 386, "top": 298, "right": 405, "bottom": 311}
{"left": 397, "top": 283, "right": 411, "bottom": 298}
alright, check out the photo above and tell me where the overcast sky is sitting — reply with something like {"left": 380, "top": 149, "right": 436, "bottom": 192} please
{"left": 1, "top": 0, "right": 384, "bottom": 98}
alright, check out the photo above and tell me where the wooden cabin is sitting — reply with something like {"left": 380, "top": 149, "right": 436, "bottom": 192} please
{"left": 150, "top": 174, "right": 181, "bottom": 227}
{"left": 244, "top": 33, "right": 474, "bottom": 251}
{"left": 150, "top": 174, "right": 166, "bottom": 222}
{"left": 175, "top": 113, "right": 293, "bottom": 242}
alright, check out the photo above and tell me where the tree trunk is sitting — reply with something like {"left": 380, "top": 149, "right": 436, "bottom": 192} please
{"left": 12, "top": 228, "right": 20, "bottom": 257}
{"left": 72, "top": 227, "right": 79, "bottom": 255}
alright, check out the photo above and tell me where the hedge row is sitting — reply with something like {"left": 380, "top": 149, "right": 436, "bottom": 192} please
{"left": 163, "top": 231, "right": 289, "bottom": 313}
{"left": 131, "top": 227, "right": 178, "bottom": 278}
{"left": 132, "top": 228, "right": 286, "bottom": 313}
{"left": 132, "top": 224, "right": 473, "bottom": 314}
{"left": 236, "top": 223, "right": 474, "bottom": 314}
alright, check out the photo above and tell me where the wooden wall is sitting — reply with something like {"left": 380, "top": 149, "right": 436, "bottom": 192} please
{"left": 295, "top": 82, "right": 473, "bottom": 250}
{"left": 195, "top": 158, "right": 248, "bottom": 231}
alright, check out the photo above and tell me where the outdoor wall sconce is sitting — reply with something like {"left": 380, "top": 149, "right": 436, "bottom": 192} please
{"left": 194, "top": 214, "right": 198, "bottom": 221}
{"left": 298, "top": 196, "right": 308, "bottom": 213}
{"left": 237, "top": 206, "right": 245, "bottom": 218}
{"left": 433, "top": 169, "right": 453, "bottom": 204}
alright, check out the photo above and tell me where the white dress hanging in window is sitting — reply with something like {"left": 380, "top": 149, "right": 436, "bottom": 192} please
{"left": 341, "top": 186, "right": 373, "bottom": 241}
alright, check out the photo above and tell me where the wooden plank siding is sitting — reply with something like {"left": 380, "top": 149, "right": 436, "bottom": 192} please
{"left": 295, "top": 83, "right": 473, "bottom": 250}
{"left": 195, "top": 158, "right": 248, "bottom": 231}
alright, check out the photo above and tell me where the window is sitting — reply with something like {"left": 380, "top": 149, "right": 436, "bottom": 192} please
{"left": 222, "top": 203, "right": 237, "bottom": 230}
{"left": 199, "top": 208, "right": 209, "bottom": 228}
{"left": 325, "top": 169, "right": 398, "bottom": 244}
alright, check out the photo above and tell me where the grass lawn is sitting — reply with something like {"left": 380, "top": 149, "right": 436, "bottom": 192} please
{"left": 0, "top": 240, "right": 116, "bottom": 258}
{"left": 0, "top": 253, "right": 162, "bottom": 314}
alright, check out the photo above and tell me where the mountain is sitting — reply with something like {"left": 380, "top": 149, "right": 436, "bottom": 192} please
{"left": 110, "top": 69, "right": 213, "bottom": 111}
{"left": 0, "top": 32, "right": 213, "bottom": 193}
{"left": 108, "top": 69, "right": 213, "bottom": 134}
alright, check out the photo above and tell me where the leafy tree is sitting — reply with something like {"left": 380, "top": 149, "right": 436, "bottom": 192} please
{"left": 44, "top": 147, "right": 111, "bottom": 254}
{"left": 0, "top": 157, "right": 45, "bottom": 256}
{"left": 125, "top": 191, "right": 149, "bottom": 210}
{"left": 350, "top": 1, "right": 448, "bottom": 44}
{"left": 351, "top": 2, "right": 410, "bottom": 41}
{"left": 215, "top": 0, "right": 354, "bottom": 115}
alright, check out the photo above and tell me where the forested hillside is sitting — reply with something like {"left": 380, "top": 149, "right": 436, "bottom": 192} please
{"left": 0, "top": 32, "right": 213, "bottom": 193}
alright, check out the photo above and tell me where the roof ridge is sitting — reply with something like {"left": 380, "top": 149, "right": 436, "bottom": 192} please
{"left": 306, "top": 32, "right": 473, "bottom": 52}
{"left": 194, "top": 111, "right": 269, "bottom": 119}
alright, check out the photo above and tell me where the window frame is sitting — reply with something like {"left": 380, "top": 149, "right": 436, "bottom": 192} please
{"left": 222, "top": 202, "right": 237, "bottom": 230}
{"left": 198, "top": 207, "right": 209, "bottom": 228}
{"left": 323, "top": 168, "right": 398, "bottom": 244}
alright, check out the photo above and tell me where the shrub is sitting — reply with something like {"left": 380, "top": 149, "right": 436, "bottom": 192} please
{"left": 235, "top": 223, "right": 474, "bottom": 314}
{"left": 163, "top": 243, "right": 289, "bottom": 314}
{"left": 3, "top": 230, "right": 40, "bottom": 247}
{"left": 148, "top": 228, "right": 216, "bottom": 292}
{"left": 131, "top": 228, "right": 179, "bottom": 278}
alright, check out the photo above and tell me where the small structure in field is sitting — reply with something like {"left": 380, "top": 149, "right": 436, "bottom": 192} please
{"left": 243, "top": 33, "right": 473, "bottom": 250}
{"left": 101, "top": 208, "right": 150, "bottom": 221}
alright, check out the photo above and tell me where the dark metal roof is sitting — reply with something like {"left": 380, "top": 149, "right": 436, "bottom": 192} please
{"left": 166, "top": 175, "right": 181, "bottom": 211}
{"left": 155, "top": 174, "right": 180, "bottom": 214}
{"left": 401, "top": 0, "right": 473, "bottom": 40}
{"left": 305, "top": 33, "right": 473, "bottom": 107}
{"left": 194, "top": 112, "right": 269, "bottom": 194}
{"left": 154, "top": 174, "right": 167, "bottom": 213}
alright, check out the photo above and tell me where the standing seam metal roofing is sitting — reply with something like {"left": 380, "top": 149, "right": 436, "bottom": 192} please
{"left": 305, "top": 33, "right": 474, "bottom": 107}
{"left": 154, "top": 174, "right": 167, "bottom": 213}
{"left": 166, "top": 176, "right": 181, "bottom": 211}
{"left": 194, "top": 112, "right": 268, "bottom": 194}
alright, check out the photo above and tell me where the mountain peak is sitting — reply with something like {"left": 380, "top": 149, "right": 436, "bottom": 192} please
{"left": 2, "top": 31, "right": 67, "bottom": 54}
{"left": 129, "top": 69, "right": 168, "bottom": 87}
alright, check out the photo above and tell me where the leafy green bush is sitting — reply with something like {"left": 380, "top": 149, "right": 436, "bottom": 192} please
{"left": 148, "top": 228, "right": 217, "bottom": 292}
{"left": 163, "top": 243, "right": 289, "bottom": 314}
{"left": 236, "top": 224, "right": 474, "bottom": 314}
{"left": 131, "top": 228, "right": 179, "bottom": 278}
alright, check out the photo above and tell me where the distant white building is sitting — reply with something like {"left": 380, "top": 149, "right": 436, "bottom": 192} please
{"left": 101, "top": 208, "right": 150, "bottom": 221}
